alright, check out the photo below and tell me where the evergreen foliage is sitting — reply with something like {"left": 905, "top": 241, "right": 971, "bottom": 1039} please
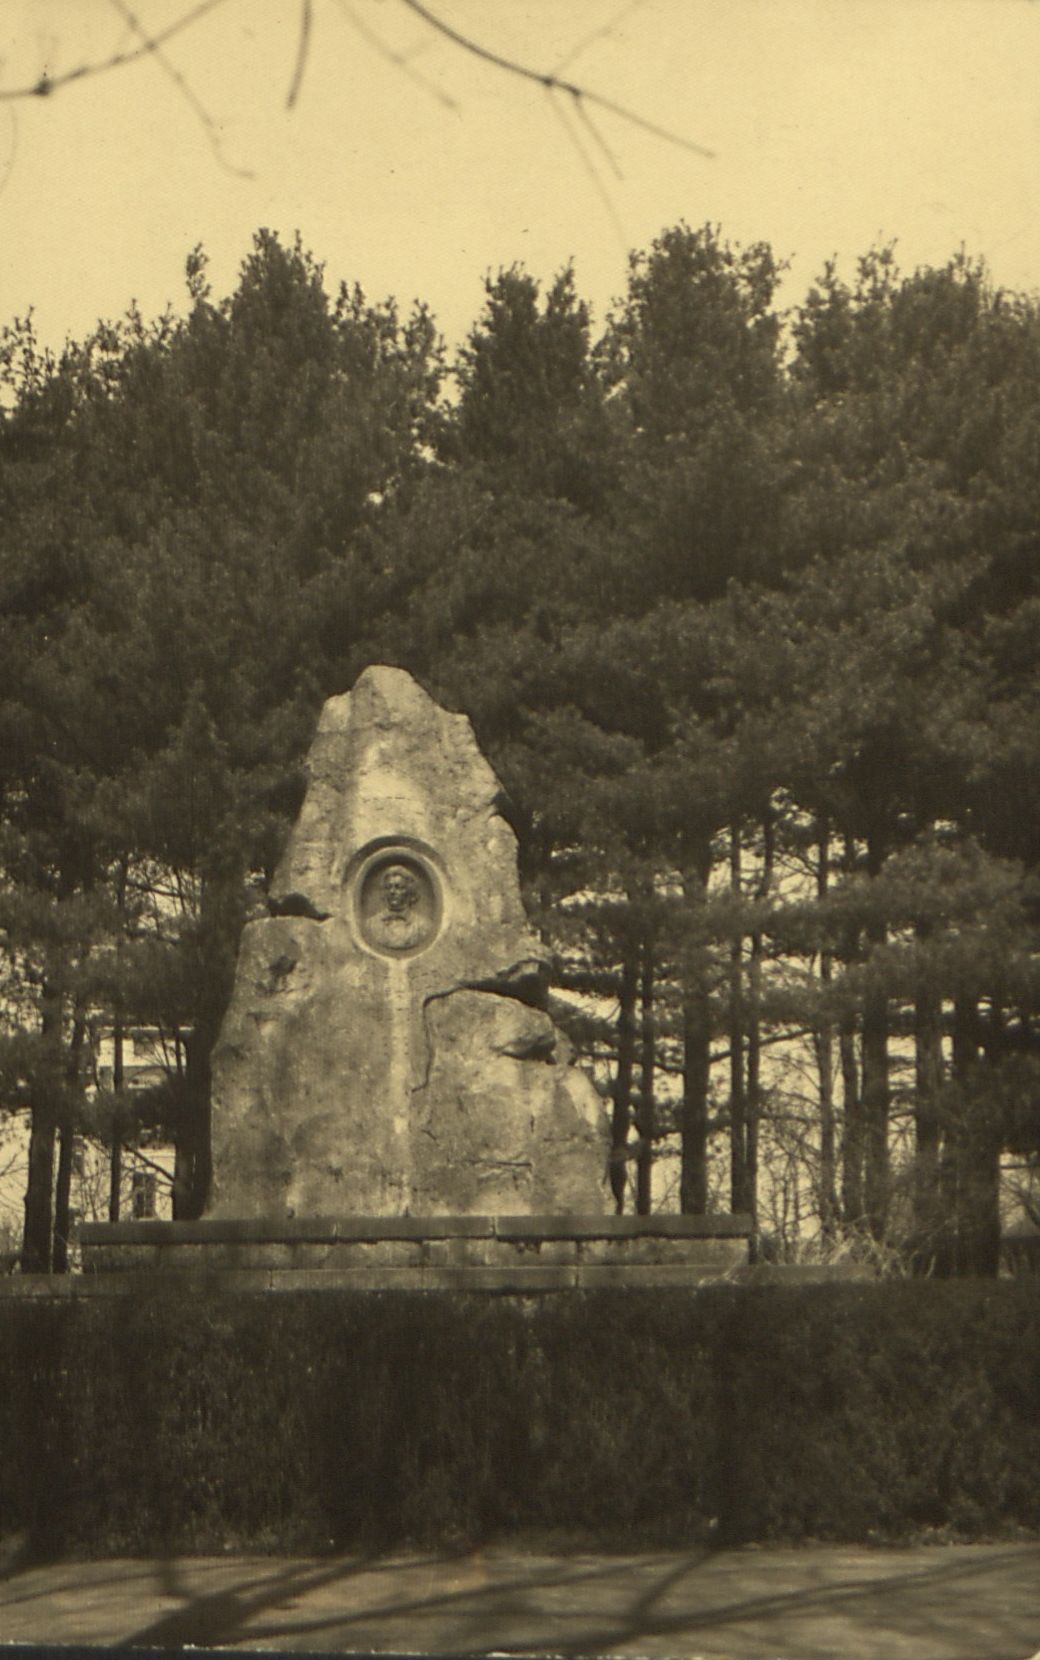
{"left": 1, "top": 1283, "right": 1038, "bottom": 1555}
{"left": 1, "top": 226, "right": 1038, "bottom": 1269}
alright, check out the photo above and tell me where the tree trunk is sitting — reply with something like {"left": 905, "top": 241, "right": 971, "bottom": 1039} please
{"left": 969, "top": 1000, "right": 1004, "bottom": 1277}
{"left": 861, "top": 982, "right": 889, "bottom": 1238}
{"left": 912, "top": 941, "right": 944, "bottom": 1271}
{"left": 936, "top": 996, "right": 990, "bottom": 1275}
{"left": 815, "top": 819, "right": 838, "bottom": 1239}
{"left": 110, "top": 860, "right": 129, "bottom": 1222}
{"left": 610, "top": 949, "right": 638, "bottom": 1213}
{"left": 175, "top": 1027, "right": 213, "bottom": 1220}
{"left": 746, "top": 959, "right": 762, "bottom": 1254}
{"left": 728, "top": 826, "right": 748, "bottom": 1214}
{"left": 636, "top": 943, "right": 656, "bottom": 1215}
{"left": 109, "top": 1017, "right": 125, "bottom": 1222}
{"left": 681, "top": 987, "right": 710, "bottom": 1214}
{"left": 838, "top": 835, "right": 863, "bottom": 1226}
{"left": 174, "top": 869, "right": 245, "bottom": 1218}
{"left": 861, "top": 833, "right": 890, "bottom": 1240}
{"left": 21, "top": 983, "right": 63, "bottom": 1274}
{"left": 22, "top": 1106, "right": 56, "bottom": 1274}
{"left": 745, "top": 811, "right": 773, "bottom": 1235}
{"left": 52, "top": 1014, "right": 85, "bottom": 1274}
{"left": 941, "top": 997, "right": 1001, "bottom": 1276}
{"left": 679, "top": 837, "right": 713, "bottom": 1215}
{"left": 52, "top": 1126, "right": 75, "bottom": 1274}
{"left": 839, "top": 1030, "right": 863, "bottom": 1224}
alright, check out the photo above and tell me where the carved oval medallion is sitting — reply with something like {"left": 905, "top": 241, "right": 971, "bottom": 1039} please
{"left": 355, "top": 848, "right": 441, "bottom": 957}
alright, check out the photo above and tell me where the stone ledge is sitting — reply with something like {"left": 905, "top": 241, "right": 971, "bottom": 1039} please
{"left": 0, "top": 1261, "right": 730, "bottom": 1297}
{"left": 739, "top": 1262, "right": 874, "bottom": 1283}
{"left": 71, "top": 1212, "right": 756, "bottom": 1290}
{"left": 578, "top": 1236, "right": 746, "bottom": 1266}
{"left": 494, "top": 1213, "right": 752, "bottom": 1240}
{"left": 76, "top": 1214, "right": 500, "bottom": 1247}
{"left": 78, "top": 1238, "right": 751, "bottom": 1275}
{"left": 0, "top": 1268, "right": 275, "bottom": 1298}
{"left": 77, "top": 1211, "right": 753, "bottom": 1248}
{"left": 0, "top": 1260, "right": 874, "bottom": 1297}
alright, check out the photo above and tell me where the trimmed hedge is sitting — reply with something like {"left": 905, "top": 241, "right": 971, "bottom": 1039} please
{"left": 1, "top": 1281, "right": 1038, "bottom": 1555}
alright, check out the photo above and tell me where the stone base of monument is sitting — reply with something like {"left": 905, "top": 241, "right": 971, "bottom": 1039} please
{"left": 76, "top": 1213, "right": 752, "bottom": 1293}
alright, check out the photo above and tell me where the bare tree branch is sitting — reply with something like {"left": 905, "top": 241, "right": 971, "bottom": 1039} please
{"left": 552, "top": 0, "right": 651, "bottom": 78}
{"left": 0, "top": 105, "right": 17, "bottom": 200}
{"left": 107, "top": 0, "right": 253, "bottom": 177}
{"left": 332, "top": 0, "right": 459, "bottom": 111}
{"left": 397, "top": 0, "right": 716, "bottom": 159}
{"left": 286, "top": 0, "right": 314, "bottom": 111}
{"left": 548, "top": 87, "right": 626, "bottom": 251}
{"left": 0, "top": 0, "right": 714, "bottom": 190}
{"left": 572, "top": 94, "right": 624, "bottom": 181}
{"left": 0, "top": 0, "right": 230, "bottom": 102}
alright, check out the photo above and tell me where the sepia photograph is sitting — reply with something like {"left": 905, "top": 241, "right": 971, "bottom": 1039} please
{"left": 0, "top": 2, "right": 1039, "bottom": 1655}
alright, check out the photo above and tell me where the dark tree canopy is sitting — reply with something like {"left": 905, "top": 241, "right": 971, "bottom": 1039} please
{"left": 1, "top": 226, "right": 1038, "bottom": 1273}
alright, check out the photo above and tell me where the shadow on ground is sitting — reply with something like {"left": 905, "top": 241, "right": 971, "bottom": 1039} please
{"left": 1, "top": 1540, "right": 1039, "bottom": 1657}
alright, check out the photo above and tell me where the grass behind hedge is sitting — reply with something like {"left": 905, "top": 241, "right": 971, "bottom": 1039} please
{"left": 1, "top": 1281, "right": 1038, "bottom": 1556}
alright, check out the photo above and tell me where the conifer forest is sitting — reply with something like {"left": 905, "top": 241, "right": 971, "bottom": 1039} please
{"left": 2, "top": 225, "right": 1039, "bottom": 1276}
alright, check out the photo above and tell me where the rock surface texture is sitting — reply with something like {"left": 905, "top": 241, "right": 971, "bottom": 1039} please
{"left": 208, "top": 667, "right": 608, "bottom": 1218}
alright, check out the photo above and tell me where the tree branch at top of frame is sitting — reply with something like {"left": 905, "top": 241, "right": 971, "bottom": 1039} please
{"left": 0, "top": 0, "right": 230, "bottom": 102}
{"left": 0, "top": 0, "right": 716, "bottom": 168}
{"left": 398, "top": 0, "right": 715, "bottom": 159}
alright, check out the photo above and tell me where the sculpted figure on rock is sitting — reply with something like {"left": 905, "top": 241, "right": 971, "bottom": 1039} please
{"left": 362, "top": 861, "right": 435, "bottom": 954}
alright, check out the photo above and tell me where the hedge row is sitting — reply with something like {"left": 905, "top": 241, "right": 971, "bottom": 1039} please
{"left": 1, "top": 1280, "right": 1038, "bottom": 1556}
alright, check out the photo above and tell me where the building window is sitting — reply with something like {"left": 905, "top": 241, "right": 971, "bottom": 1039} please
{"left": 130, "top": 1171, "right": 157, "bottom": 1220}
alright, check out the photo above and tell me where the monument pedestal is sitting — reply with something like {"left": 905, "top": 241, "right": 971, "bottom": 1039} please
{"left": 77, "top": 1213, "right": 752, "bottom": 1293}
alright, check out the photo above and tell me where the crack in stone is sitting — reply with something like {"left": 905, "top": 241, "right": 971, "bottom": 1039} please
{"left": 413, "top": 960, "right": 554, "bottom": 1095}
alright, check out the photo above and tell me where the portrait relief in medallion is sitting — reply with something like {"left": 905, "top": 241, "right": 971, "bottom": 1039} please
{"left": 356, "top": 851, "right": 440, "bottom": 956}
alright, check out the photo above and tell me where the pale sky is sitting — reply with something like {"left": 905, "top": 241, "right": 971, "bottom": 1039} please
{"left": 1, "top": 0, "right": 1039, "bottom": 355}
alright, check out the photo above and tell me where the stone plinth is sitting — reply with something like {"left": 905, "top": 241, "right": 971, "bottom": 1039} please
{"left": 207, "top": 667, "right": 608, "bottom": 1221}
{"left": 75, "top": 1214, "right": 752, "bottom": 1293}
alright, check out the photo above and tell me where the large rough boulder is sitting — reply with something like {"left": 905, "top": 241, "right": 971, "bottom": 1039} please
{"left": 208, "top": 667, "right": 609, "bottom": 1218}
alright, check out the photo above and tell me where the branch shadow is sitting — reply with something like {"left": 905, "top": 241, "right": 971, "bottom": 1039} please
{"left": 114, "top": 1541, "right": 1040, "bottom": 1658}
{"left": 124, "top": 1543, "right": 666, "bottom": 1651}
{"left": 4, "top": 1540, "right": 1038, "bottom": 1656}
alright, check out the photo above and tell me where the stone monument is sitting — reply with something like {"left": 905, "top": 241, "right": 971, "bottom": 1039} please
{"left": 78, "top": 667, "right": 751, "bottom": 1290}
{"left": 207, "top": 665, "right": 609, "bottom": 1220}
